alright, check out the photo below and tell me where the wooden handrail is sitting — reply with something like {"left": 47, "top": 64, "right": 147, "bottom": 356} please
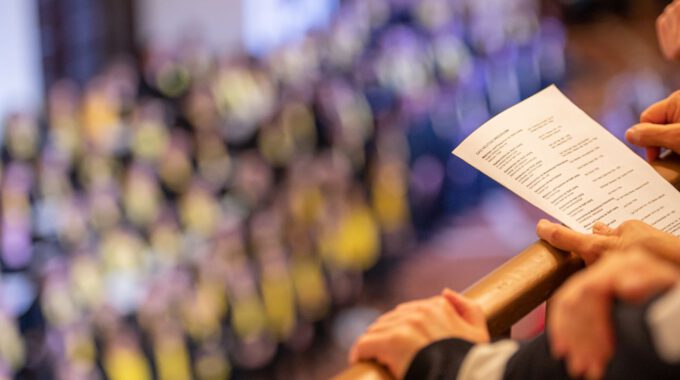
{"left": 333, "top": 154, "right": 680, "bottom": 380}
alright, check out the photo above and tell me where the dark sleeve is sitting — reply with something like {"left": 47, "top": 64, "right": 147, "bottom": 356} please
{"left": 405, "top": 298, "right": 680, "bottom": 380}
{"left": 603, "top": 300, "right": 680, "bottom": 380}
{"left": 404, "top": 339, "right": 475, "bottom": 380}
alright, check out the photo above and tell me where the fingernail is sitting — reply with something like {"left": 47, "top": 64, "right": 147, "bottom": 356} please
{"left": 592, "top": 223, "right": 609, "bottom": 234}
{"left": 626, "top": 128, "right": 639, "bottom": 144}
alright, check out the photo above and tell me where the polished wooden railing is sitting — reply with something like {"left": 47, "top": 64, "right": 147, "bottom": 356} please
{"left": 333, "top": 154, "right": 680, "bottom": 380}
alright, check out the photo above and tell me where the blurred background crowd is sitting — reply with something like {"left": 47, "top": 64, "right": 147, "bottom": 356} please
{"left": 0, "top": 0, "right": 678, "bottom": 379}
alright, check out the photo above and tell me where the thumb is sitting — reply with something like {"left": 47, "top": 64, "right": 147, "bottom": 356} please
{"left": 441, "top": 289, "right": 486, "bottom": 326}
{"left": 626, "top": 123, "right": 674, "bottom": 148}
{"left": 640, "top": 98, "right": 670, "bottom": 124}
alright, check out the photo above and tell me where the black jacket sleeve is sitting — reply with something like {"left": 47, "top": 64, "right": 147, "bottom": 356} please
{"left": 404, "top": 339, "right": 475, "bottom": 380}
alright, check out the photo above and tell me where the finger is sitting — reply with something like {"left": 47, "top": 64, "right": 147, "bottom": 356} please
{"left": 536, "top": 219, "right": 610, "bottom": 262}
{"left": 373, "top": 307, "right": 425, "bottom": 328}
{"left": 373, "top": 299, "right": 453, "bottom": 337}
{"left": 672, "top": 1, "right": 680, "bottom": 19}
{"left": 581, "top": 299, "right": 616, "bottom": 370}
{"left": 567, "top": 353, "right": 587, "bottom": 380}
{"left": 349, "top": 335, "right": 400, "bottom": 378}
{"left": 349, "top": 333, "right": 378, "bottom": 363}
{"left": 556, "top": 264, "right": 619, "bottom": 377}
{"left": 537, "top": 220, "right": 587, "bottom": 251}
{"left": 367, "top": 320, "right": 422, "bottom": 341}
{"left": 647, "top": 147, "right": 661, "bottom": 162}
{"left": 366, "top": 315, "right": 410, "bottom": 334}
{"left": 592, "top": 221, "right": 614, "bottom": 236}
{"left": 585, "top": 362, "right": 605, "bottom": 380}
{"left": 640, "top": 98, "right": 669, "bottom": 124}
{"left": 378, "top": 300, "right": 434, "bottom": 324}
{"left": 373, "top": 310, "right": 403, "bottom": 326}
{"left": 547, "top": 310, "right": 567, "bottom": 358}
{"left": 565, "top": 297, "right": 614, "bottom": 376}
{"left": 349, "top": 338, "right": 360, "bottom": 363}
{"left": 626, "top": 122, "right": 678, "bottom": 148}
{"left": 670, "top": 17, "right": 680, "bottom": 59}
{"left": 349, "top": 331, "right": 414, "bottom": 378}
{"left": 548, "top": 280, "right": 583, "bottom": 359}
{"left": 369, "top": 313, "right": 436, "bottom": 341}
{"left": 441, "top": 289, "right": 486, "bottom": 326}
{"left": 394, "top": 297, "right": 439, "bottom": 312}
{"left": 658, "top": 16, "right": 672, "bottom": 59}
{"left": 658, "top": 9, "right": 680, "bottom": 60}
{"left": 349, "top": 332, "right": 390, "bottom": 363}
{"left": 548, "top": 269, "right": 615, "bottom": 362}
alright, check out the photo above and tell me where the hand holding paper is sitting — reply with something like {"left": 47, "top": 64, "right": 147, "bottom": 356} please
{"left": 626, "top": 90, "right": 680, "bottom": 162}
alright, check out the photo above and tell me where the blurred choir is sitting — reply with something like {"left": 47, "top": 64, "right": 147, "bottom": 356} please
{"left": 0, "top": 0, "right": 565, "bottom": 378}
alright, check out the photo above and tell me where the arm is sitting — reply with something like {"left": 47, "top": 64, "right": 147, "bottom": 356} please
{"left": 353, "top": 251, "right": 680, "bottom": 380}
{"left": 349, "top": 290, "right": 490, "bottom": 379}
{"left": 405, "top": 286, "right": 680, "bottom": 380}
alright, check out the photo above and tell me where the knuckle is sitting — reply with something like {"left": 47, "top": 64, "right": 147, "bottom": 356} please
{"left": 414, "top": 304, "right": 431, "bottom": 317}
{"left": 395, "top": 303, "right": 410, "bottom": 312}
{"left": 471, "top": 302, "right": 484, "bottom": 315}
{"left": 583, "top": 242, "right": 604, "bottom": 259}
{"left": 579, "top": 279, "right": 604, "bottom": 297}
{"left": 556, "top": 297, "right": 578, "bottom": 315}
{"left": 619, "top": 220, "right": 636, "bottom": 229}
{"left": 393, "top": 329, "right": 412, "bottom": 344}
{"left": 586, "top": 240, "right": 605, "bottom": 254}
{"left": 627, "top": 250, "right": 646, "bottom": 262}
{"left": 563, "top": 277, "right": 590, "bottom": 301}
{"left": 621, "top": 219, "right": 644, "bottom": 231}
{"left": 549, "top": 227, "right": 563, "bottom": 243}
{"left": 622, "top": 252, "right": 648, "bottom": 270}
{"left": 435, "top": 298, "right": 451, "bottom": 312}
{"left": 355, "top": 336, "right": 371, "bottom": 350}
{"left": 385, "top": 332, "right": 401, "bottom": 346}
{"left": 406, "top": 315, "right": 424, "bottom": 328}
{"left": 556, "top": 290, "right": 578, "bottom": 310}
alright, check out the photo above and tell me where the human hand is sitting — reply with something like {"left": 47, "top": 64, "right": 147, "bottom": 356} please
{"left": 536, "top": 219, "right": 679, "bottom": 264}
{"left": 548, "top": 250, "right": 680, "bottom": 380}
{"left": 657, "top": 0, "right": 680, "bottom": 61}
{"left": 626, "top": 90, "right": 680, "bottom": 161}
{"left": 349, "top": 289, "right": 489, "bottom": 379}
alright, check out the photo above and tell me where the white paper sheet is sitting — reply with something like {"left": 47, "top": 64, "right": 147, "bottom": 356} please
{"left": 453, "top": 85, "right": 680, "bottom": 235}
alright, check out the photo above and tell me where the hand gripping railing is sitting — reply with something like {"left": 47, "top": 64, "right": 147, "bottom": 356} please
{"left": 333, "top": 154, "right": 680, "bottom": 380}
